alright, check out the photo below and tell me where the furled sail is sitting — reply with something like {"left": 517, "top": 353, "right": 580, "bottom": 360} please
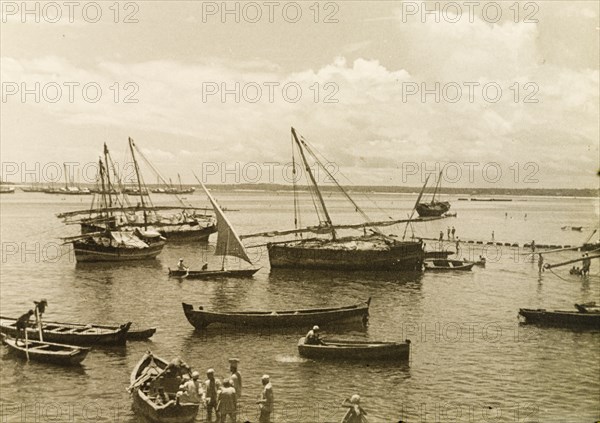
{"left": 198, "top": 180, "right": 252, "bottom": 264}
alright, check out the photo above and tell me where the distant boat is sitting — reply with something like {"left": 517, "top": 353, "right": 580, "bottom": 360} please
{"left": 182, "top": 298, "right": 371, "bottom": 330}
{"left": 21, "top": 185, "right": 47, "bottom": 193}
{"left": 1, "top": 334, "right": 90, "bottom": 366}
{"left": 129, "top": 352, "right": 200, "bottom": 423}
{"left": 424, "top": 259, "right": 475, "bottom": 271}
{"left": 470, "top": 198, "right": 512, "bottom": 202}
{"left": 561, "top": 226, "right": 583, "bottom": 231}
{"left": 151, "top": 174, "right": 196, "bottom": 194}
{"left": 168, "top": 179, "right": 259, "bottom": 279}
{"left": 519, "top": 305, "right": 600, "bottom": 329}
{"left": 415, "top": 170, "right": 451, "bottom": 217}
{"left": 0, "top": 186, "right": 15, "bottom": 194}
{"left": 297, "top": 337, "right": 410, "bottom": 361}
{"left": 262, "top": 128, "right": 424, "bottom": 271}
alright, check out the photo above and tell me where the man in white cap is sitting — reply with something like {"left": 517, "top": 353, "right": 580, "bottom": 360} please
{"left": 305, "top": 325, "right": 324, "bottom": 345}
{"left": 205, "top": 368, "right": 221, "bottom": 422}
{"left": 177, "top": 258, "right": 188, "bottom": 271}
{"left": 341, "top": 394, "right": 367, "bottom": 423}
{"left": 180, "top": 370, "right": 204, "bottom": 404}
{"left": 257, "top": 375, "right": 274, "bottom": 423}
{"left": 228, "top": 358, "right": 242, "bottom": 399}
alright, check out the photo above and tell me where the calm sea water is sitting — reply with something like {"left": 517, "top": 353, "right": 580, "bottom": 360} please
{"left": 1, "top": 191, "right": 598, "bottom": 423}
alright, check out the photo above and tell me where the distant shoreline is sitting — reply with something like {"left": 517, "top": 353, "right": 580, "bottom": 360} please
{"left": 3, "top": 182, "right": 597, "bottom": 198}
{"left": 205, "top": 184, "right": 599, "bottom": 198}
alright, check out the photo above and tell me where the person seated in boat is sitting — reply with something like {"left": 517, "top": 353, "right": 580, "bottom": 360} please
{"left": 15, "top": 309, "right": 34, "bottom": 345}
{"left": 155, "top": 387, "right": 173, "bottom": 406}
{"left": 177, "top": 258, "right": 188, "bottom": 272}
{"left": 202, "top": 262, "right": 208, "bottom": 271}
{"left": 305, "top": 325, "right": 324, "bottom": 345}
{"left": 179, "top": 371, "right": 204, "bottom": 404}
{"left": 163, "top": 357, "right": 191, "bottom": 379}
{"left": 341, "top": 395, "right": 368, "bottom": 423}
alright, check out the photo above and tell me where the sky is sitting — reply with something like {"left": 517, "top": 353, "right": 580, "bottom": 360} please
{"left": 1, "top": 0, "right": 599, "bottom": 189}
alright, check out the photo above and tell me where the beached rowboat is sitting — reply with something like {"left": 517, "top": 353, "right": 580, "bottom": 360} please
{"left": 1, "top": 334, "right": 90, "bottom": 365}
{"left": 182, "top": 298, "right": 370, "bottom": 330}
{"left": 297, "top": 337, "right": 410, "bottom": 361}
{"left": 0, "top": 317, "right": 132, "bottom": 345}
{"left": 130, "top": 352, "right": 200, "bottom": 423}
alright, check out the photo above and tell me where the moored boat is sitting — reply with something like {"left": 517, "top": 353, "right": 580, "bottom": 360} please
{"left": 0, "top": 317, "right": 132, "bottom": 345}
{"left": 130, "top": 352, "right": 199, "bottom": 423}
{"left": 1, "top": 334, "right": 90, "bottom": 365}
{"left": 297, "top": 337, "right": 410, "bottom": 361}
{"left": 182, "top": 298, "right": 371, "bottom": 330}
{"left": 251, "top": 128, "right": 424, "bottom": 271}
{"left": 70, "top": 229, "right": 166, "bottom": 262}
{"left": 518, "top": 306, "right": 600, "bottom": 329}
{"left": 424, "top": 259, "right": 475, "bottom": 271}
{"left": 0, "top": 186, "right": 15, "bottom": 194}
{"left": 415, "top": 170, "right": 451, "bottom": 217}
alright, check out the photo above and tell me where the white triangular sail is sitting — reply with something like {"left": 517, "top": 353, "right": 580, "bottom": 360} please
{"left": 199, "top": 181, "right": 252, "bottom": 264}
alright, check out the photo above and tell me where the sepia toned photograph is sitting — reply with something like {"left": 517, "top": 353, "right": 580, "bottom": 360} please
{"left": 0, "top": 1, "right": 598, "bottom": 422}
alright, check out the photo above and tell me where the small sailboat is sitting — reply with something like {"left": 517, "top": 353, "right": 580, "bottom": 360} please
{"left": 168, "top": 179, "right": 259, "bottom": 279}
{"left": 415, "top": 170, "right": 451, "bottom": 217}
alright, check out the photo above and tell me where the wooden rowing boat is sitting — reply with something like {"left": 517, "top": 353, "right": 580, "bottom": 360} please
{"left": 1, "top": 334, "right": 90, "bottom": 365}
{"left": 168, "top": 268, "right": 260, "bottom": 279}
{"left": 518, "top": 307, "right": 600, "bottom": 329}
{"left": 130, "top": 352, "right": 199, "bottom": 423}
{"left": 297, "top": 337, "right": 410, "bottom": 361}
{"left": 424, "top": 259, "right": 475, "bottom": 271}
{"left": 0, "top": 317, "right": 132, "bottom": 345}
{"left": 182, "top": 298, "right": 371, "bottom": 330}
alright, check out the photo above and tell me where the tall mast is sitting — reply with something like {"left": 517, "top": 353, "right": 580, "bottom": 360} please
{"left": 178, "top": 174, "right": 183, "bottom": 190}
{"left": 291, "top": 127, "right": 335, "bottom": 239}
{"left": 98, "top": 158, "right": 107, "bottom": 218}
{"left": 403, "top": 174, "right": 431, "bottom": 240}
{"left": 63, "top": 163, "right": 69, "bottom": 190}
{"left": 129, "top": 137, "right": 147, "bottom": 226}
{"left": 431, "top": 170, "right": 442, "bottom": 203}
{"left": 103, "top": 143, "right": 113, "bottom": 209}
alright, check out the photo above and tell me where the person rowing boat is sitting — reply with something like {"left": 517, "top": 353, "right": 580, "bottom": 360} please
{"left": 341, "top": 395, "right": 368, "bottom": 423}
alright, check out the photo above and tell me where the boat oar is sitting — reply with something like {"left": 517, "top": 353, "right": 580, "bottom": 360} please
{"left": 35, "top": 308, "right": 44, "bottom": 342}
{"left": 24, "top": 328, "right": 30, "bottom": 361}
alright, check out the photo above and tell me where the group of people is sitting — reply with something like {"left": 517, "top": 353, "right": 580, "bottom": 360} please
{"left": 152, "top": 358, "right": 274, "bottom": 423}
{"left": 177, "top": 258, "right": 208, "bottom": 271}
{"left": 573, "top": 254, "right": 592, "bottom": 276}
{"left": 440, "top": 226, "right": 457, "bottom": 241}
